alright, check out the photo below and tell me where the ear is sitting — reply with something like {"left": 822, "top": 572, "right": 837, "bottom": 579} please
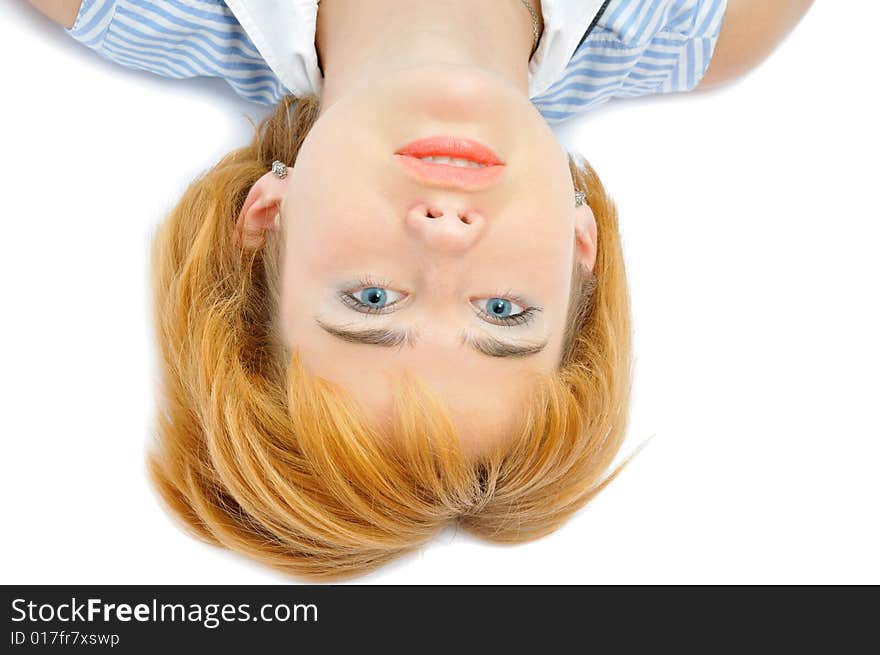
{"left": 235, "top": 170, "right": 290, "bottom": 249}
{"left": 573, "top": 202, "right": 598, "bottom": 273}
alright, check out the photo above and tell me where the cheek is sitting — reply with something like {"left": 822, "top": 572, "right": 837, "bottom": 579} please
{"left": 283, "top": 163, "right": 400, "bottom": 275}
{"left": 286, "top": 212, "right": 403, "bottom": 281}
{"left": 491, "top": 218, "right": 574, "bottom": 285}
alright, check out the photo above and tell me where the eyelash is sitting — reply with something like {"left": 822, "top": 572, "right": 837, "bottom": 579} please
{"left": 474, "top": 287, "right": 540, "bottom": 327}
{"left": 475, "top": 304, "right": 538, "bottom": 327}
{"left": 338, "top": 275, "right": 401, "bottom": 315}
{"left": 339, "top": 277, "right": 540, "bottom": 326}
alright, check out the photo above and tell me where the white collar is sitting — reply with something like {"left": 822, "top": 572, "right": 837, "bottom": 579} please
{"left": 224, "top": 0, "right": 323, "bottom": 95}
{"left": 529, "top": 1, "right": 609, "bottom": 97}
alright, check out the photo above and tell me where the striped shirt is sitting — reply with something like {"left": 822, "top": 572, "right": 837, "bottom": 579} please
{"left": 66, "top": 0, "right": 728, "bottom": 124}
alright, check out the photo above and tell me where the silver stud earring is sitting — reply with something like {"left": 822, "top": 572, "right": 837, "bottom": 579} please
{"left": 271, "top": 160, "right": 288, "bottom": 179}
{"left": 574, "top": 190, "right": 586, "bottom": 207}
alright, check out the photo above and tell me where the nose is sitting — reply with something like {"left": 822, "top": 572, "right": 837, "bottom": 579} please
{"left": 405, "top": 202, "right": 486, "bottom": 253}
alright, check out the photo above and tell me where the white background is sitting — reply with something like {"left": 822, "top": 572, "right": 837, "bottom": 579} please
{"left": 1, "top": 2, "right": 877, "bottom": 584}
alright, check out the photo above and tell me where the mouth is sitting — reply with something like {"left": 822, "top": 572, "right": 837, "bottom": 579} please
{"left": 394, "top": 136, "right": 505, "bottom": 191}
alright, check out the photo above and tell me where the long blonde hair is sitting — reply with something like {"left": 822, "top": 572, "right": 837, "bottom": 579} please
{"left": 147, "top": 95, "right": 632, "bottom": 579}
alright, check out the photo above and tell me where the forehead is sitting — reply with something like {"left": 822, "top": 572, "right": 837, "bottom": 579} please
{"left": 297, "top": 336, "right": 547, "bottom": 452}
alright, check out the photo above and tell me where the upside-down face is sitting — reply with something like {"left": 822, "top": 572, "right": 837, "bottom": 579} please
{"left": 239, "top": 65, "right": 597, "bottom": 454}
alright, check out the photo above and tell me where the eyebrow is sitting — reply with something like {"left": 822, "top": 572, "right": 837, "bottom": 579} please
{"left": 315, "top": 321, "right": 412, "bottom": 347}
{"left": 314, "top": 319, "right": 548, "bottom": 359}
{"left": 463, "top": 332, "right": 547, "bottom": 358}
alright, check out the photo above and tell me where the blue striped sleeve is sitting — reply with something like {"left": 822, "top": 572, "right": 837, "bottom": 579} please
{"left": 533, "top": 0, "right": 728, "bottom": 124}
{"left": 65, "top": 0, "right": 287, "bottom": 105}
{"left": 67, "top": 0, "right": 117, "bottom": 49}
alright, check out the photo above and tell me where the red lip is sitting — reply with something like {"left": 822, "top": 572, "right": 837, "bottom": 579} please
{"left": 394, "top": 136, "right": 505, "bottom": 191}
{"left": 396, "top": 136, "right": 504, "bottom": 165}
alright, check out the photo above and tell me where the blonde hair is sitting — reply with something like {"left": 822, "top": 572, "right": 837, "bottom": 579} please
{"left": 147, "top": 95, "right": 632, "bottom": 579}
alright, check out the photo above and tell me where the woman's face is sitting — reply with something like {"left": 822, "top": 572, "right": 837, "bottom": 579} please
{"left": 278, "top": 65, "right": 594, "bottom": 451}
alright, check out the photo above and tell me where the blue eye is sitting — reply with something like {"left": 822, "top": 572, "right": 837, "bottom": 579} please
{"left": 358, "top": 287, "right": 387, "bottom": 308}
{"left": 486, "top": 298, "right": 513, "bottom": 318}
{"left": 474, "top": 297, "right": 537, "bottom": 326}
{"left": 340, "top": 280, "right": 406, "bottom": 314}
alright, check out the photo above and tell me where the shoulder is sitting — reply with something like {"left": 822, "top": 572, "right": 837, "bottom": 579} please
{"left": 27, "top": 0, "right": 84, "bottom": 29}
{"left": 697, "top": 0, "right": 815, "bottom": 89}
{"left": 532, "top": 0, "right": 729, "bottom": 122}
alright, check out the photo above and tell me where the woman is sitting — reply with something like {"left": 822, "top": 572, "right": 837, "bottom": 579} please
{"left": 30, "top": 0, "right": 813, "bottom": 579}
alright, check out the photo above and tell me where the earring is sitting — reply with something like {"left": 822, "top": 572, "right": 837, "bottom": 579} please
{"left": 574, "top": 190, "right": 586, "bottom": 207}
{"left": 271, "top": 160, "right": 288, "bottom": 179}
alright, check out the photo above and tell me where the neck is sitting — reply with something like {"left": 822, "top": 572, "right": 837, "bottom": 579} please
{"left": 315, "top": 0, "right": 542, "bottom": 109}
